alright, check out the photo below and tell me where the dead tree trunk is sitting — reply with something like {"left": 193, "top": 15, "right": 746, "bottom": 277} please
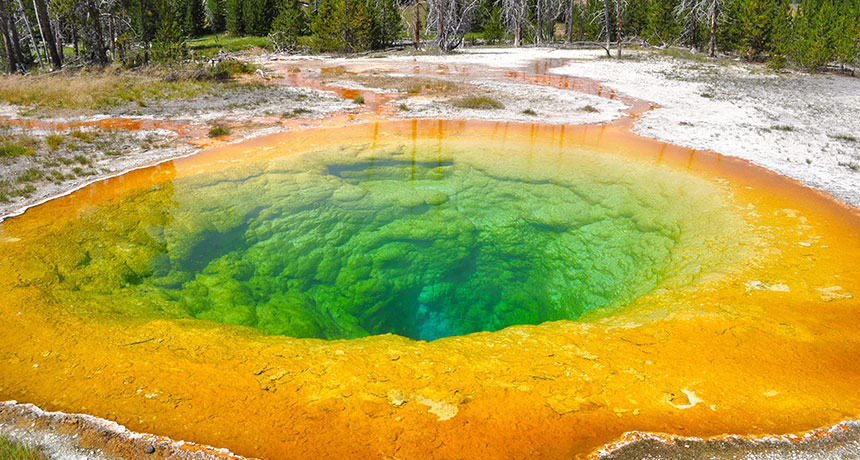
{"left": 707, "top": 0, "right": 717, "bottom": 57}
{"left": 8, "top": 9, "right": 27, "bottom": 69}
{"left": 615, "top": 0, "right": 622, "bottom": 56}
{"left": 33, "top": 0, "right": 60, "bottom": 69}
{"left": 15, "top": 0, "right": 43, "bottom": 68}
{"left": 436, "top": 0, "right": 444, "bottom": 49}
{"left": 602, "top": 0, "right": 610, "bottom": 57}
{"left": 413, "top": 0, "right": 420, "bottom": 47}
{"left": 578, "top": 0, "right": 583, "bottom": 41}
{"left": 0, "top": 2, "right": 22, "bottom": 73}
{"left": 71, "top": 23, "right": 78, "bottom": 61}
{"left": 85, "top": 0, "right": 107, "bottom": 64}
{"left": 564, "top": 0, "right": 573, "bottom": 42}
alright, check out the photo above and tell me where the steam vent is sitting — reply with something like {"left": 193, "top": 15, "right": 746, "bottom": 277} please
{"left": 2, "top": 120, "right": 859, "bottom": 459}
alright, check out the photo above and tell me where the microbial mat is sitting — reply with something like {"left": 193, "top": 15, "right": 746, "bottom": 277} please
{"left": 1, "top": 120, "right": 859, "bottom": 460}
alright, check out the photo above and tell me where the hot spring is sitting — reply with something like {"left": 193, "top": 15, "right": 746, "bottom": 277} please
{"left": 1, "top": 120, "right": 860, "bottom": 460}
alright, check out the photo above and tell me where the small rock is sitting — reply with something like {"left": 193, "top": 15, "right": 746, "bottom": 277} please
{"left": 144, "top": 445, "right": 155, "bottom": 454}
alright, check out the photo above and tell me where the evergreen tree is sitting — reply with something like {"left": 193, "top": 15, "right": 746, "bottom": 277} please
{"left": 226, "top": 0, "right": 244, "bottom": 35}
{"left": 271, "top": 0, "right": 307, "bottom": 50}
{"left": 312, "top": 0, "right": 376, "bottom": 51}
{"left": 206, "top": 0, "right": 228, "bottom": 31}
{"left": 835, "top": 0, "right": 860, "bottom": 67}
{"left": 623, "top": 0, "right": 648, "bottom": 39}
{"left": 183, "top": 0, "right": 207, "bottom": 36}
{"left": 582, "top": 0, "right": 603, "bottom": 40}
{"left": 735, "top": 0, "right": 776, "bottom": 60}
{"left": 243, "top": 0, "right": 277, "bottom": 35}
{"left": 483, "top": 6, "right": 505, "bottom": 43}
{"left": 793, "top": 0, "right": 840, "bottom": 69}
{"left": 374, "top": 0, "right": 402, "bottom": 47}
{"left": 152, "top": 0, "right": 187, "bottom": 61}
{"left": 644, "top": 0, "right": 677, "bottom": 45}
{"left": 767, "top": 0, "right": 793, "bottom": 64}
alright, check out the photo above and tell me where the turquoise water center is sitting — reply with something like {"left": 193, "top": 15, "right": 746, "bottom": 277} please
{"left": 16, "top": 124, "right": 744, "bottom": 341}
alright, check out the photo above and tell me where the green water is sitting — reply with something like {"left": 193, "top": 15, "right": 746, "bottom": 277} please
{"left": 10, "top": 137, "right": 744, "bottom": 341}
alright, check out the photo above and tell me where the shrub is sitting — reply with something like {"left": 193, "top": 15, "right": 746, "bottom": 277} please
{"left": 451, "top": 96, "right": 504, "bottom": 110}
{"left": 209, "top": 125, "right": 231, "bottom": 137}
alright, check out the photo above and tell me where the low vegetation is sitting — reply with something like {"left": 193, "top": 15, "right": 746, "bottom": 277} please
{"left": 579, "top": 105, "right": 599, "bottom": 113}
{"left": 208, "top": 126, "right": 231, "bottom": 138}
{"left": 0, "top": 65, "right": 258, "bottom": 116}
{"left": 451, "top": 96, "right": 504, "bottom": 110}
{"left": 0, "top": 436, "right": 49, "bottom": 460}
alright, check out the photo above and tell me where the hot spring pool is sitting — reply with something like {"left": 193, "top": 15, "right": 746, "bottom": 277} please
{"left": 1, "top": 120, "right": 859, "bottom": 460}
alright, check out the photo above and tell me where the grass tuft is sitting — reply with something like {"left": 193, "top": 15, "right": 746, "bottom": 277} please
{"left": 0, "top": 142, "right": 35, "bottom": 157}
{"left": 208, "top": 125, "right": 231, "bottom": 138}
{"left": 17, "top": 167, "right": 44, "bottom": 182}
{"left": 204, "top": 60, "right": 258, "bottom": 81}
{"left": 451, "top": 96, "right": 504, "bottom": 110}
{"left": 579, "top": 105, "right": 599, "bottom": 113}
{"left": 839, "top": 161, "right": 860, "bottom": 171}
{"left": 353, "top": 94, "right": 365, "bottom": 104}
{"left": 46, "top": 134, "right": 64, "bottom": 151}
{"left": 521, "top": 108, "right": 537, "bottom": 115}
{"left": 771, "top": 124, "right": 794, "bottom": 131}
{"left": 831, "top": 134, "right": 857, "bottom": 143}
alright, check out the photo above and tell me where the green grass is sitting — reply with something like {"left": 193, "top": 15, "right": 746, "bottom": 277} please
{"left": 282, "top": 108, "right": 312, "bottom": 118}
{"left": 0, "top": 142, "right": 35, "bottom": 157}
{"left": 0, "top": 66, "right": 255, "bottom": 112}
{"left": 451, "top": 96, "right": 504, "bottom": 110}
{"left": 209, "top": 126, "right": 231, "bottom": 138}
{"left": 0, "top": 436, "right": 48, "bottom": 460}
{"left": 353, "top": 94, "right": 365, "bottom": 104}
{"left": 522, "top": 108, "right": 537, "bottom": 115}
{"left": 17, "top": 167, "right": 44, "bottom": 182}
{"left": 661, "top": 47, "right": 709, "bottom": 62}
{"left": 579, "top": 105, "right": 599, "bottom": 113}
{"left": 70, "top": 130, "right": 95, "bottom": 143}
{"left": 398, "top": 103, "right": 409, "bottom": 111}
{"left": 204, "top": 60, "right": 258, "bottom": 81}
{"left": 46, "top": 134, "right": 64, "bottom": 151}
{"left": 831, "top": 134, "right": 858, "bottom": 142}
{"left": 188, "top": 34, "right": 271, "bottom": 58}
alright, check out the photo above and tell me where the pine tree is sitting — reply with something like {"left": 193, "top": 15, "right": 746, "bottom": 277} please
{"left": 243, "top": 0, "right": 276, "bottom": 36}
{"left": 226, "top": 0, "right": 244, "bottom": 35}
{"left": 312, "top": 0, "right": 342, "bottom": 49}
{"left": 183, "top": 0, "right": 206, "bottom": 36}
{"left": 342, "top": 0, "right": 376, "bottom": 50}
{"left": 766, "top": 0, "right": 791, "bottom": 65}
{"left": 793, "top": 0, "right": 840, "bottom": 69}
{"left": 645, "top": 0, "right": 677, "bottom": 45}
{"left": 735, "top": 0, "right": 776, "bottom": 60}
{"left": 152, "top": 0, "right": 187, "bottom": 61}
{"left": 206, "top": 0, "right": 228, "bottom": 31}
{"left": 374, "top": 0, "right": 401, "bottom": 47}
{"left": 483, "top": 6, "right": 505, "bottom": 43}
{"left": 312, "top": 0, "right": 376, "bottom": 51}
{"left": 271, "top": 0, "right": 307, "bottom": 50}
